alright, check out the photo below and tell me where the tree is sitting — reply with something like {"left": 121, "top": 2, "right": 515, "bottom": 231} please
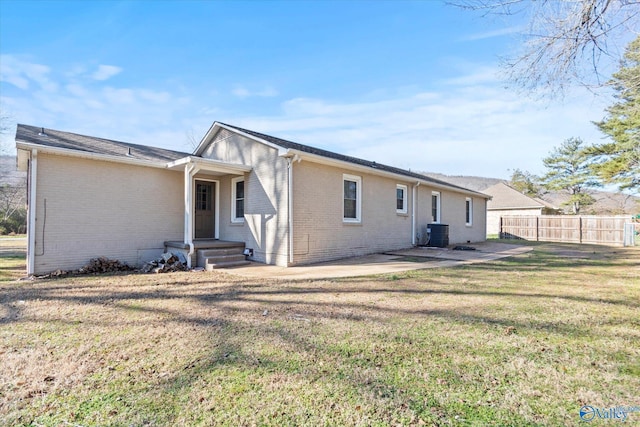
{"left": 0, "top": 112, "right": 26, "bottom": 235}
{"left": 509, "top": 168, "right": 543, "bottom": 197}
{"left": 0, "top": 184, "right": 26, "bottom": 234}
{"left": 591, "top": 35, "right": 640, "bottom": 192}
{"left": 452, "top": 0, "right": 640, "bottom": 96}
{"left": 541, "top": 137, "right": 599, "bottom": 214}
{"left": 0, "top": 113, "right": 12, "bottom": 156}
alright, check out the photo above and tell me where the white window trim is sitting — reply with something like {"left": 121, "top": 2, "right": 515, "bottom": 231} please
{"left": 343, "top": 174, "right": 362, "bottom": 223}
{"left": 396, "top": 184, "right": 408, "bottom": 214}
{"left": 432, "top": 191, "right": 441, "bottom": 223}
{"left": 465, "top": 197, "right": 473, "bottom": 226}
{"left": 231, "top": 176, "right": 245, "bottom": 223}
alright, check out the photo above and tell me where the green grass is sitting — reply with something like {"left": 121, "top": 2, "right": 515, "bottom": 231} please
{"left": 0, "top": 237, "right": 26, "bottom": 282}
{"left": 1, "top": 243, "right": 639, "bottom": 426}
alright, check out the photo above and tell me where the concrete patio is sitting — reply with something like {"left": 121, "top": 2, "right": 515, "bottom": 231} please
{"left": 221, "top": 242, "right": 533, "bottom": 280}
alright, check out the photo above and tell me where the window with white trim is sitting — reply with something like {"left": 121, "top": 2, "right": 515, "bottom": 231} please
{"left": 231, "top": 177, "right": 245, "bottom": 223}
{"left": 343, "top": 174, "right": 361, "bottom": 223}
{"left": 465, "top": 197, "right": 473, "bottom": 226}
{"left": 396, "top": 184, "right": 408, "bottom": 214}
{"left": 431, "top": 191, "right": 441, "bottom": 223}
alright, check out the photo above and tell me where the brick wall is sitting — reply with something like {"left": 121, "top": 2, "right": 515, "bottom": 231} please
{"left": 33, "top": 153, "right": 183, "bottom": 274}
{"left": 202, "top": 131, "right": 289, "bottom": 266}
{"left": 291, "top": 161, "right": 414, "bottom": 265}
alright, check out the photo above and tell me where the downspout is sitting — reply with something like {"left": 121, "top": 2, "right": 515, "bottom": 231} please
{"left": 286, "top": 154, "right": 300, "bottom": 265}
{"left": 27, "top": 149, "right": 38, "bottom": 275}
{"left": 412, "top": 182, "right": 420, "bottom": 246}
{"left": 287, "top": 157, "right": 293, "bottom": 265}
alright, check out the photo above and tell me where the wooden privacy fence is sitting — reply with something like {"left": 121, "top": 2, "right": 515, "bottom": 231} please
{"left": 500, "top": 215, "right": 633, "bottom": 246}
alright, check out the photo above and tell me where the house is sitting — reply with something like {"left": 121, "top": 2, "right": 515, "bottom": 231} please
{"left": 483, "top": 182, "right": 560, "bottom": 235}
{"left": 15, "top": 122, "right": 489, "bottom": 275}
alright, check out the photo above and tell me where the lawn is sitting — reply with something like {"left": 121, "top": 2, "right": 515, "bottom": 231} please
{"left": 0, "top": 237, "right": 27, "bottom": 283}
{"left": 1, "top": 242, "right": 639, "bottom": 426}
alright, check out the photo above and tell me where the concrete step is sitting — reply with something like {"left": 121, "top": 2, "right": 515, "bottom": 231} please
{"left": 197, "top": 247, "right": 245, "bottom": 267}
{"left": 206, "top": 254, "right": 246, "bottom": 263}
{"left": 199, "top": 247, "right": 244, "bottom": 257}
{"left": 205, "top": 259, "right": 251, "bottom": 271}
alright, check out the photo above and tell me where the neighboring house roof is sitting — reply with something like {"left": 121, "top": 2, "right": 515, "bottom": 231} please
{"left": 212, "top": 122, "right": 488, "bottom": 198}
{"left": 15, "top": 124, "right": 190, "bottom": 163}
{"left": 484, "top": 182, "right": 548, "bottom": 210}
{"left": 533, "top": 197, "right": 560, "bottom": 210}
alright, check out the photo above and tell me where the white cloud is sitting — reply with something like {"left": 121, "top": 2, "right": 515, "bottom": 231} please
{"left": 0, "top": 54, "right": 57, "bottom": 92}
{"left": 462, "top": 26, "right": 523, "bottom": 41}
{"left": 92, "top": 64, "right": 123, "bottom": 81}
{"left": 232, "top": 85, "right": 278, "bottom": 98}
{"left": 232, "top": 82, "right": 608, "bottom": 179}
{"left": 1, "top": 55, "right": 610, "bottom": 180}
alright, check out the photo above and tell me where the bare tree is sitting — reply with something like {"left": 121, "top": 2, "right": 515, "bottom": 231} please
{"left": 0, "top": 184, "right": 25, "bottom": 223}
{"left": 452, "top": 0, "right": 640, "bottom": 96}
{"left": 0, "top": 113, "right": 12, "bottom": 156}
{"left": 185, "top": 127, "right": 200, "bottom": 151}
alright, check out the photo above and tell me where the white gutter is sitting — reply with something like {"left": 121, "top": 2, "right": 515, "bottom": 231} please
{"left": 281, "top": 148, "right": 489, "bottom": 199}
{"left": 15, "top": 141, "right": 169, "bottom": 170}
{"left": 166, "top": 156, "right": 251, "bottom": 174}
{"left": 27, "top": 149, "right": 37, "bottom": 275}
{"left": 412, "top": 182, "right": 420, "bottom": 246}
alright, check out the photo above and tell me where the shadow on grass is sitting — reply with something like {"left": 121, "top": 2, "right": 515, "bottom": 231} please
{"left": 1, "top": 243, "right": 638, "bottom": 327}
{"left": 3, "top": 243, "right": 638, "bottom": 425}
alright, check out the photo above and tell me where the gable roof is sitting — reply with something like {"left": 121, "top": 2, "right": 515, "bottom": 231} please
{"left": 15, "top": 124, "right": 190, "bottom": 163}
{"left": 209, "top": 122, "right": 488, "bottom": 197}
{"left": 15, "top": 122, "right": 489, "bottom": 199}
{"left": 484, "top": 182, "right": 547, "bottom": 210}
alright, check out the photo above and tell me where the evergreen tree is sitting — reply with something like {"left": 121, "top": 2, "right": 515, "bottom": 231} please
{"left": 509, "top": 168, "right": 542, "bottom": 198}
{"left": 592, "top": 36, "right": 640, "bottom": 192}
{"left": 542, "top": 137, "right": 599, "bottom": 214}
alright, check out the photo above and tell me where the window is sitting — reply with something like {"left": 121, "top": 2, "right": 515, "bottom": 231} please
{"left": 431, "top": 191, "right": 440, "bottom": 223}
{"left": 231, "top": 177, "right": 245, "bottom": 223}
{"left": 465, "top": 197, "right": 473, "bottom": 226}
{"left": 196, "top": 183, "right": 212, "bottom": 211}
{"left": 396, "top": 184, "right": 408, "bottom": 214}
{"left": 343, "top": 174, "right": 361, "bottom": 223}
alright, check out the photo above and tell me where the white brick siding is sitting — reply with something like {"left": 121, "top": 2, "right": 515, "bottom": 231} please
{"left": 32, "top": 153, "right": 183, "bottom": 274}
{"left": 202, "top": 131, "right": 289, "bottom": 266}
{"left": 291, "top": 161, "right": 414, "bottom": 265}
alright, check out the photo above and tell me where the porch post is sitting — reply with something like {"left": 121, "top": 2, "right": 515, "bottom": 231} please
{"left": 184, "top": 163, "right": 195, "bottom": 267}
{"left": 412, "top": 182, "right": 420, "bottom": 246}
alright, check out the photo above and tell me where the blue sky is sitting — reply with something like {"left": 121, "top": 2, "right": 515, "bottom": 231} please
{"left": 0, "top": 0, "right": 614, "bottom": 179}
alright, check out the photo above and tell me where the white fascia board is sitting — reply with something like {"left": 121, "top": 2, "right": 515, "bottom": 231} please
{"left": 15, "top": 141, "right": 169, "bottom": 170}
{"left": 195, "top": 122, "right": 288, "bottom": 157}
{"left": 488, "top": 206, "right": 543, "bottom": 210}
{"left": 193, "top": 122, "right": 219, "bottom": 156}
{"left": 281, "top": 148, "right": 490, "bottom": 199}
{"left": 167, "top": 156, "right": 252, "bottom": 174}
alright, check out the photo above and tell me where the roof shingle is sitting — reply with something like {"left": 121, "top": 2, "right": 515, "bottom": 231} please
{"left": 220, "top": 123, "right": 483, "bottom": 195}
{"left": 15, "top": 124, "right": 190, "bottom": 163}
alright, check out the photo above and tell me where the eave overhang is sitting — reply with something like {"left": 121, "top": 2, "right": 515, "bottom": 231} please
{"left": 15, "top": 141, "right": 169, "bottom": 170}
{"left": 280, "top": 148, "right": 490, "bottom": 199}
{"left": 166, "top": 156, "right": 252, "bottom": 175}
